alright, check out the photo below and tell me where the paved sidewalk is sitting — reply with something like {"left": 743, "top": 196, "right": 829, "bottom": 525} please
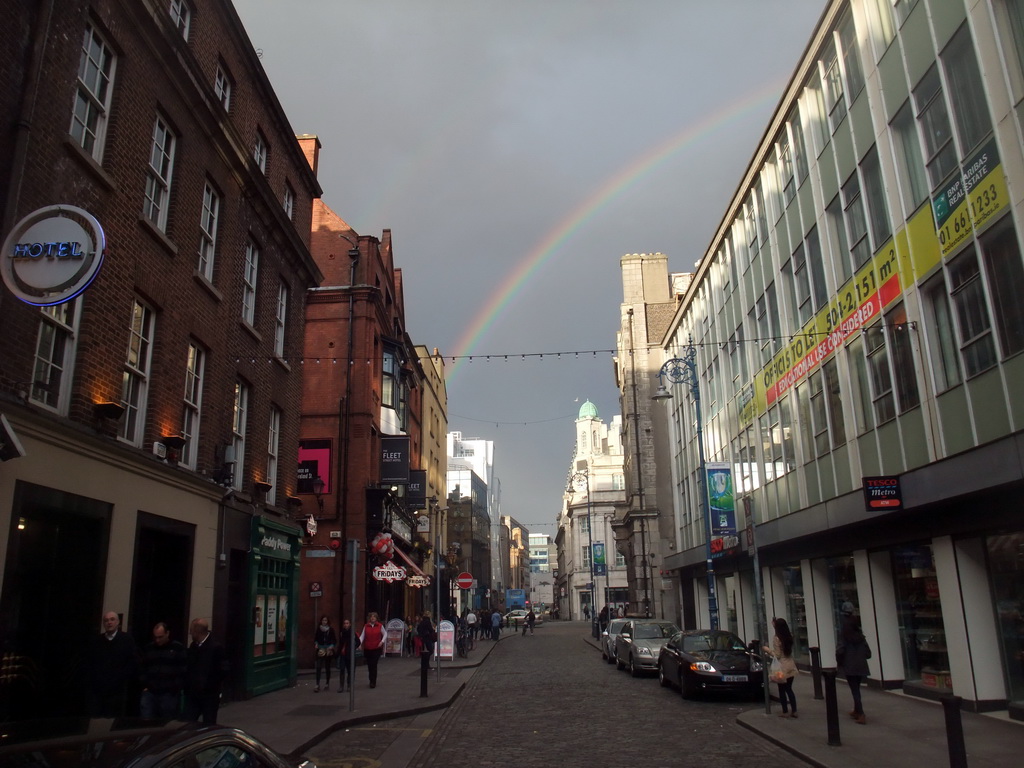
{"left": 218, "top": 634, "right": 504, "bottom": 757}
{"left": 579, "top": 631, "right": 1024, "bottom": 768}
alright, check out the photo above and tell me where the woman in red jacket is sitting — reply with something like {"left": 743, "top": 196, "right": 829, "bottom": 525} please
{"left": 358, "top": 612, "right": 385, "bottom": 688}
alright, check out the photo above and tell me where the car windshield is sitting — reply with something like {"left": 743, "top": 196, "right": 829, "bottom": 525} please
{"left": 683, "top": 632, "right": 747, "bottom": 652}
{"left": 633, "top": 622, "right": 678, "bottom": 639}
{"left": 608, "top": 620, "right": 628, "bottom": 634}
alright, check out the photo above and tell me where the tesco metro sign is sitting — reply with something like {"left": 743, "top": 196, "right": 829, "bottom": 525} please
{"left": 1, "top": 205, "right": 106, "bottom": 306}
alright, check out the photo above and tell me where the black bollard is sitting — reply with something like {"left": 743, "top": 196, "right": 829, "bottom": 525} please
{"left": 822, "top": 668, "right": 842, "bottom": 746}
{"left": 419, "top": 652, "right": 430, "bottom": 697}
{"left": 809, "top": 646, "right": 824, "bottom": 700}
{"left": 941, "top": 695, "right": 968, "bottom": 768}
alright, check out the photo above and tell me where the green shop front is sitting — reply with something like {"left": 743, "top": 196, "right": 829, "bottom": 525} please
{"left": 245, "top": 516, "right": 301, "bottom": 696}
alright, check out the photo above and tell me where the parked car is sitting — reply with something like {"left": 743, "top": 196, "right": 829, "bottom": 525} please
{"left": 657, "top": 629, "right": 765, "bottom": 700}
{"left": 601, "top": 618, "right": 630, "bottom": 663}
{"left": 0, "top": 719, "right": 315, "bottom": 768}
{"left": 614, "top": 620, "right": 679, "bottom": 676}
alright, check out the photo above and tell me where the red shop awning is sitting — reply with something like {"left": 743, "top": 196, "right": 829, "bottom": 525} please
{"left": 393, "top": 546, "right": 428, "bottom": 578}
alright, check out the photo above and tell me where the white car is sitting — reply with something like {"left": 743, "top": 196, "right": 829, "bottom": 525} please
{"left": 601, "top": 618, "right": 630, "bottom": 663}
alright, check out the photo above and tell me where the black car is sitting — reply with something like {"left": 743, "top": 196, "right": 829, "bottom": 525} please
{"left": 0, "top": 718, "right": 315, "bottom": 768}
{"left": 657, "top": 629, "right": 765, "bottom": 700}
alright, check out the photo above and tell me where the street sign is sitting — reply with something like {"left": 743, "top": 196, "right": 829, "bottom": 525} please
{"left": 456, "top": 572, "right": 473, "bottom": 589}
{"left": 309, "top": 581, "right": 323, "bottom": 597}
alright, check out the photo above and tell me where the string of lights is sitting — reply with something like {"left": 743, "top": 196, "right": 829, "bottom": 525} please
{"left": 228, "top": 322, "right": 917, "bottom": 366}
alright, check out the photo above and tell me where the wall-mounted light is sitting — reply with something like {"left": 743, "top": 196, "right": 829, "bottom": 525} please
{"left": 160, "top": 435, "right": 186, "bottom": 450}
{"left": 313, "top": 476, "right": 325, "bottom": 514}
{"left": 93, "top": 401, "right": 126, "bottom": 421}
{"left": 253, "top": 481, "right": 273, "bottom": 498}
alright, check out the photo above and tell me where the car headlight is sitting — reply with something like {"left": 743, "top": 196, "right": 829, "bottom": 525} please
{"left": 750, "top": 660, "right": 764, "bottom": 672}
{"left": 636, "top": 646, "right": 654, "bottom": 657}
{"left": 689, "top": 661, "right": 717, "bottom": 673}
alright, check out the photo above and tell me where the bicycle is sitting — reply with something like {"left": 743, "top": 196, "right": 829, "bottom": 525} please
{"left": 455, "top": 626, "right": 469, "bottom": 658}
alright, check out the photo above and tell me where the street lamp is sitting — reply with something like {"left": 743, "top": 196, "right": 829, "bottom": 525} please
{"left": 567, "top": 468, "right": 597, "bottom": 638}
{"left": 652, "top": 338, "right": 719, "bottom": 630}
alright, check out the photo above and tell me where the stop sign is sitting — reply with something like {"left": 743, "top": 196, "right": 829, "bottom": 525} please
{"left": 456, "top": 572, "right": 474, "bottom": 589}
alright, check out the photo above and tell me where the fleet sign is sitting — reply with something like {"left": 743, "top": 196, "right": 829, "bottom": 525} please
{"left": 1, "top": 205, "right": 106, "bottom": 306}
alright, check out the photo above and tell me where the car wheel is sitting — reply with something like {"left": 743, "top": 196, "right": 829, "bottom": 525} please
{"left": 679, "top": 671, "right": 694, "bottom": 700}
{"left": 629, "top": 656, "right": 641, "bottom": 677}
{"left": 658, "top": 663, "right": 670, "bottom": 687}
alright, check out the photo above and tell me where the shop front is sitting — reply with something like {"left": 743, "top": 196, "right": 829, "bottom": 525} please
{"left": 244, "top": 516, "right": 301, "bottom": 697}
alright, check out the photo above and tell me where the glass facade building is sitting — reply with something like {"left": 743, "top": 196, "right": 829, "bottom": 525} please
{"left": 656, "top": 0, "right": 1024, "bottom": 718}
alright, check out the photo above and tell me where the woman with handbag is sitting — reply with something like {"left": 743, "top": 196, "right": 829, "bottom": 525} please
{"left": 837, "top": 604, "right": 872, "bottom": 724}
{"left": 764, "top": 617, "right": 799, "bottom": 718}
{"left": 313, "top": 615, "right": 336, "bottom": 692}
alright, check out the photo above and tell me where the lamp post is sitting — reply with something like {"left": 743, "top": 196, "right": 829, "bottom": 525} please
{"left": 567, "top": 469, "right": 597, "bottom": 638}
{"left": 652, "top": 338, "right": 718, "bottom": 630}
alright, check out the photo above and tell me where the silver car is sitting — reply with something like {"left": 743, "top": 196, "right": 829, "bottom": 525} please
{"left": 601, "top": 618, "right": 630, "bottom": 663}
{"left": 614, "top": 620, "right": 679, "bottom": 677}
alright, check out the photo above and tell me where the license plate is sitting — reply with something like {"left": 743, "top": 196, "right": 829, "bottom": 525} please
{"left": 721, "top": 675, "right": 746, "bottom": 682}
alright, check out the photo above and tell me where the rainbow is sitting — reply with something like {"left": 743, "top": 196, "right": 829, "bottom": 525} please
{"left": 446, "top": 79, "right": 787, "bottom": 381}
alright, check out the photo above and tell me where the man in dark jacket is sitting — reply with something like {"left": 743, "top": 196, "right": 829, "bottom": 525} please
{"left": 140, "top": 622, "right": 186, "bottom": 719}
{"left": 87, "top": 611, "right": 138, "bottom": 717}
{"left": 183, "top": 618, "right": 225, "bottom": 723}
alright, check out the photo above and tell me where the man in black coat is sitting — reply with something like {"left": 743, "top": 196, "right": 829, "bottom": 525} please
{"left": 87, "top": 611, "right": 138, "bottom": 717}
{"left": 183, "top": 618, "right": 225, "bottom": 724}
{"left": 140, "top": 622, "right": 187, "bottom": 719}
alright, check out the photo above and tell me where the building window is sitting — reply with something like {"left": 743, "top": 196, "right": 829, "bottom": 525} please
{"left": 382, "top": 346, "right": 398, "bottom": 408}
{"left": 890, "top": 100, "right": 929, "bottom": 212}
{"left": 838, "top": 11, "right": 864, "bottom": 103}
{"left": 913, "top": 66, "right": 958, "bottom": 189}
{"left": 582, "top": 544, "right": 592, "bottom": 570}
{"left": 942, "top": 25, "right": 991, "bottom": 157}
{"left": 143, "top": 115, "right": 176, "bottom": 231}
{"left": 612, "top": 474, "right": 625, "bottom": 490}
{"left": 792, "top": 244, "right": 812, "bottom": 326}
{"left": 70, "top": 23, "right": 116, "bottom": 162}
{"left": 253, "top": 130, "right": 268, "bottom": 174}
{"left": 120, "top": 299, "right": 155, "bottom": 446}
{"left": 983, "top": 220, "right": 1024, "bottom": 358}
{"left": 842, "top": 171, "right": 870, "bottom": 271}
{"left": 821, "top": 39, "right": 847, "bottom": 132}
{"left": 232, "top": 381, "right": 248, "bottom": 491}
{"left": 922, "top": 274, "right": 962, "bottom": 392}
{"left": 865, "top": 0, "right": 896, "bottom": 57}
{"left": 777, "top": 130, "right": 795, "bottom": 205}
{"left": 197, "top": 182, "right": 219, "bottom": 280}
{"left": 861, "top": 147, "right": 891, "bottom": 247}
{"left": 847, "top": 335, "right": 873, "bottom": 434}
{"left": 274, "top": 281, "right": 288, "bottom": 358}
{"left": 825, "top": 195, "right": 852, "bottom": 285}
{"left": 169, "top": 0, "right": 191, "bottom": 40}
{"left": 266, "top": 406, "right": 281, "bottom": 505}
{"left": 824, "top": 358, "right": 846, "bottom": 448}
{"left": 950, "top": 248, "right": 998, "bottom": 376}
{"left": 181, "top": 342, "right": 204, "bottom": 470}
{"left": 31, "top": 300, "right": 81, "bottom": 413}
{"left": 214, "top": 62, "right": 232, "bottom": 111}
{"left": 864, "top": 321, "right": 896, "bottom": 424}
{"left": 283, "top": 184, "right": 294, "bottom": 220}
{"left": 242, "top": 240, "right": 259, "bottom": 325}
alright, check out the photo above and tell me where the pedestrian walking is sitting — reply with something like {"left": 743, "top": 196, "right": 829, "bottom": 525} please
{"left": 583, "top": 604, "right": 590, "bottom": 621}
{"left": 139, "top": 622, "right": 186, "bottom": 719}
{"left": 336, "top": 619, "right": 358, "bottom": 692}
{"left": 836, "top": 603, "right": 872, "bottom": 724}
{"left": 359, "top": 612, "right": 385, "bottom": 688}
{"left": 313, "top": 615, "right": 336, "bottom": 692}
{"left": 465, "top": 608, "right": 478, "bottom": 640}
{"left": 183, "top": 618, "right": 225, "bottom": 724}
{"left": 764, "top": 617, "right": 798, "bottom": 718}
{"left": 87, "top": 611, "right": 138, "bottom": 718}
{"left": 523, "top": 609, "right": 536, "bottom": 636}
{"left": 491, "top": 609, "right": 501, "bottom": 640}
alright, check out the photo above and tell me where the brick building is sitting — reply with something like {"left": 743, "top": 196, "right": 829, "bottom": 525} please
{"left": 295, "top": 148, "right": 434, "bottom": 663}
{"left": 0, "top": 0, "right": 321, "bottom": 715}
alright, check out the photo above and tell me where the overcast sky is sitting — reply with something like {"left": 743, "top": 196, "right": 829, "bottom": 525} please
{"left": 233, "top": 0, "right": 826, "bottom": 535}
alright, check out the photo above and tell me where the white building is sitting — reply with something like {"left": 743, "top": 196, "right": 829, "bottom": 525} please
{"left": 558, "top": 401, "right": 629, "bottom": 619}
{"left": 447, "top": 432, "right": 502, "bottom": 595}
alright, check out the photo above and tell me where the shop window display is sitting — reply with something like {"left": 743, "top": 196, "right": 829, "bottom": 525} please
{"left": 893, "top": 544, "right": 950, "bottom": 691}
{"left": 782, "top": 564, "right": 809, "bottom": 663}
{"left": 987, "top": 533, "right": 1024, "bottom": 706}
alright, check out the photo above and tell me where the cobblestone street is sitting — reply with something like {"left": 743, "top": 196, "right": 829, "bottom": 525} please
{"left": 307, "top": 622, "right": 794, "bottom": 768}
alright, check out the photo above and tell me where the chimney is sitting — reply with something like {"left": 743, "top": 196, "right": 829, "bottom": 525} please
{"left": 296, "top": 134, "right": 321, "bottom": 177}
